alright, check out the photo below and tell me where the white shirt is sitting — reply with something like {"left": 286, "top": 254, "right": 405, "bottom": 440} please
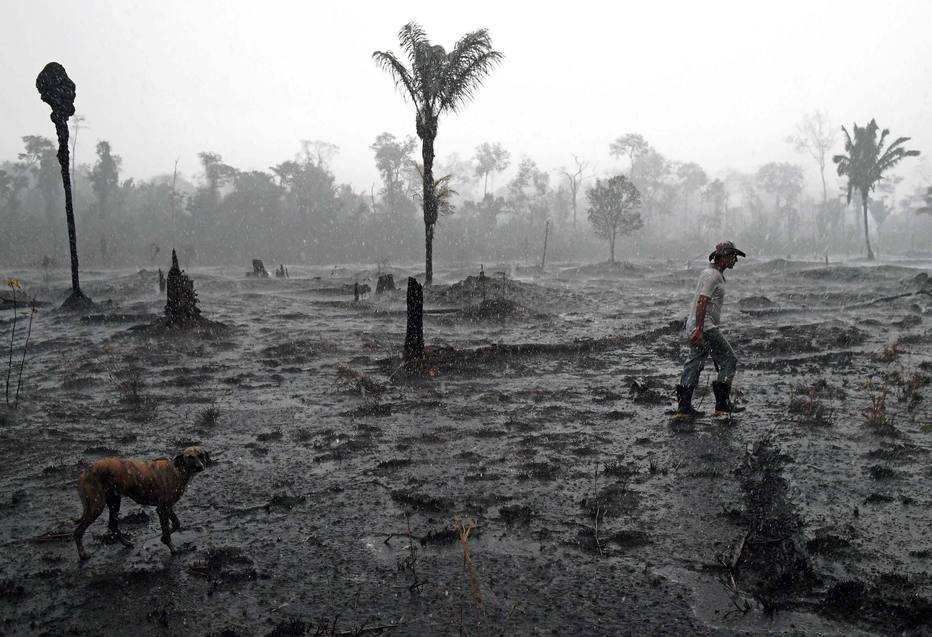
{"left": 685, "top": 266, "right": 726, "bottom": 333}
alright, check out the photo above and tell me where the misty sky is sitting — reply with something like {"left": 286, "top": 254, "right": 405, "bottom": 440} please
{"left": 3, "top": 0, "right": 931, "bottom": 197}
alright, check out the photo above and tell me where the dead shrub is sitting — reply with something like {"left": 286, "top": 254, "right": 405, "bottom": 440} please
{"left": 787, "top": 394, "right": 833, "bottom": 426}
{"left": 875, "top": 342, "right": 901, "bottom": 363}
{"left": 863, "top": 380, "right": 895, "bottom": 434}
{"left": 109, "top": 360, "right": 149, "bottom": 406}
{"left": 195, "top": 404, "right": 220, "bottom": 428}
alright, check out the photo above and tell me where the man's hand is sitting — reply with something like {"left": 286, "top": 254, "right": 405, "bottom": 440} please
{"left": 689, "top": 326, "right": 704, "bottom": 346}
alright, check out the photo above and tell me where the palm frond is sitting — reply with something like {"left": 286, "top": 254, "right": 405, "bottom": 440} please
{"left": 440, "top": 50, "right": 504, "bottom": 113}
{"left": 372, "top": 51, "right": 419, "bottom": 107}
{"left": 439, "top": 30, "right": 503, "bottom": 113}
{"left": 398, "top": 22, "right": 429, "bottom": 68}
{"left": 877, "top": 126, "right": 891, "bottom": 151}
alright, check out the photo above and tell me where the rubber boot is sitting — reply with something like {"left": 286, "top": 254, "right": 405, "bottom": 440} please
{"left": 712, "top": 381, "right": 745, "bottom": 416}
{"left": 674, "top": 385, "right": 704, "bottom": 419}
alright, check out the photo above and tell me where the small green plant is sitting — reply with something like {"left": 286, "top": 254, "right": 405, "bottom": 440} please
{"left": 5, "top": 279, "right": 36, "bottom": 409}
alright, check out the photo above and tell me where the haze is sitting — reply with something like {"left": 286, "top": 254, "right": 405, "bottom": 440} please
{"left": 3, "top": 0, "right": 929, "bottom": 189}
{"left": 2, "top": 0, "right": 932, "bottom": 266}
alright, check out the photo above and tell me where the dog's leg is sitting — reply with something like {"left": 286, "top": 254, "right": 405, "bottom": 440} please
{"left": 105, "top": 488, "right": 133, "bottom": 548}
{"left": 156, "top": 505, "right": 176, "bottom": 554}
{"left": 169, "top": 509, "right": 181, "bottom": 534}
{"left": 74, "top": 475, "right": 106, "bottom": 561}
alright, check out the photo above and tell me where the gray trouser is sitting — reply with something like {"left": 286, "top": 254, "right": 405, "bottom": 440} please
{"left": 679, "top": 328, "right": 738, "bottom": 388}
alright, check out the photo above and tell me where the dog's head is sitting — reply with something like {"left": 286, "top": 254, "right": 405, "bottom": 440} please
{"left": 174, "top": 446, "right": 211, "bottom": 474}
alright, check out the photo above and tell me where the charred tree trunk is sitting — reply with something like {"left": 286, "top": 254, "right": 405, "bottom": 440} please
{"left": 36, "top": 62, "right": 90, "bottom": 309}
{"left": 403, "top": 277, "right": 424, "bottom": 366}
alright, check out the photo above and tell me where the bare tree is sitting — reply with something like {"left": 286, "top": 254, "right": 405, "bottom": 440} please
{"left": 787, "top": 111, "right": 835, "bottom": 205}
{"left": 69, "top": 113, "right": 88, "bottom": 191}
{"left": 558, "top": 154, "right": 588, "bottom": 227}
{"left": 787, "top": 111, "right": 836, "bottom": 240}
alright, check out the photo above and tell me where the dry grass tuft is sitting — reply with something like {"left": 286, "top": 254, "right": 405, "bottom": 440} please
{"left": 458, "top": 519, "right": 484, "bottom": 613}
{"left": 863, "top": 379, "right": 895, "bottom": 434}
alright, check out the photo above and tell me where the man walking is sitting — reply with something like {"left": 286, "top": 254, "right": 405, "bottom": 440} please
{"left": 674, "top": 241, "right": 746, "bottom": 418}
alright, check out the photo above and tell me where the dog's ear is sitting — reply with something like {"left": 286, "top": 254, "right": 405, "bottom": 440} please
{"left": 174, "top": 454, "right": 185, "bottom": 470}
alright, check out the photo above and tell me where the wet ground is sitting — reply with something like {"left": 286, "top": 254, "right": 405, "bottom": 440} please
{"left": 0, "top": 257, "right": 930, "bottom": 636}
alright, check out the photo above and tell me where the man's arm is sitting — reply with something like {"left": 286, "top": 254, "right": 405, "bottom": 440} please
{"left": 690, "top": 295, "right": 709, "bottom": 346}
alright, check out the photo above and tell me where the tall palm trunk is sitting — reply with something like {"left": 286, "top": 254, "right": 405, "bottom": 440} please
{"left": 420, "top": 123, "right": 438, "bottom": 285}
{"left": 425, "top": 225, "right": 434, "bottom": 286}
{"left": 860, "top": 191, "right": 874, "bottom": 260}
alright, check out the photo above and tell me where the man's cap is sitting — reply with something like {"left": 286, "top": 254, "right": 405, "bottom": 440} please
{"left": 708, "top": 241, "right": 747, "bottom": 262}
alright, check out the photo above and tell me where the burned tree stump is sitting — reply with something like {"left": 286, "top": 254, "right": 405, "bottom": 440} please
{"left": 249, "top": 259, "right": 270, "bottom": 278}
{"left": 403, "top": 277, "right": 424, "bottom": 366}
{"left": 158, "top": 268, "right": 166, "bottom": 293}
{"left": 164, "top": 249, "right": 201, "bottom": 325}
{"left": 354, "top": 282, "right": 360, "bottom": 302}
{"left": 376, "top": 274, "right": 395, "bottom": 294}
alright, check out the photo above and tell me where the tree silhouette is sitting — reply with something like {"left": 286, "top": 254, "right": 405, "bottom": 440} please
{"left": 787, "top": 111, "right": 835, "bottom": 237}
{"left": 373, "top": 22, "right": 502, "bottom": 285}
{"left": 586, "top": 175, "right": 642, "bottom": 263}
{"left": 609, "top": 133, "right": 649, "bottom": 178}
{"left": 89, "top": 140, "right": 121, "bottom": 264}
{"left": 36, "top": 62, "right": 90, "bottom": 308}
{"left": 474, "top": 141, "right": 510, "bottom": 197}
{"left": 832, "top": 119, "right": 919, "bottom": 260}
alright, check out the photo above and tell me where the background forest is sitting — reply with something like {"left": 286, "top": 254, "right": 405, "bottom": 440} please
{"left": 2, "top": 118, "right": 931, "bottom": 270}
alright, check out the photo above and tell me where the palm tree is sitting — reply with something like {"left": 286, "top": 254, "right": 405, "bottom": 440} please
{"left": 373, "top": 22, "right": 502, "bottom": 285}
{"left": 832, "top": 119, "right": 919, "bottom": 260}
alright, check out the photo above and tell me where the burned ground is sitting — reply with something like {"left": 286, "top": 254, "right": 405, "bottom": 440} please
{"left": 0, "top": 258, "right": 930, "bottom": 636}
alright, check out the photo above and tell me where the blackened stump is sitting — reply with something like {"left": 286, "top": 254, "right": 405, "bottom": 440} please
{"left": 403, "top": 277, "right": 423, "bottom": 365}
{"left": 164, "top": 249, "right": 201, "bottom": 325}
{"left": 376, "top": 274, "right": 395, "bottom": 294}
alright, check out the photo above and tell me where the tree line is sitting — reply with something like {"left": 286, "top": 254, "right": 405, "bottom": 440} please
{"left": 2, "top": 24, "right": 929, "bottom": 275}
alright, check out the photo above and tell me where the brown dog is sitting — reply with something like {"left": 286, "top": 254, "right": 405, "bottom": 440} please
{"left": 74, "top": 446, "right": 211, "bottom": 560}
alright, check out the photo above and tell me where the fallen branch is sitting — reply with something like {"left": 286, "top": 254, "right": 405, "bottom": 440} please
{"left": 33, "top": 531, "right": 72, "bottom": 543}
{"left": 730, "top": 529, "right": 749, "bottom": 570}
{"left": 333, "top": 617, "right": 405, "bottom": 636}
{"left": 336, "top": 363, "right": 386, "bottom": 394}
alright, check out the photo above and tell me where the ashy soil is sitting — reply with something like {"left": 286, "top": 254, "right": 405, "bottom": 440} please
{"left": 1, "top": 257, "right": 931, "bottom": 636}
